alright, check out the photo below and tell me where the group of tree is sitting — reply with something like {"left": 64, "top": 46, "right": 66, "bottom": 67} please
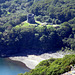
{"left": 0, "top": 21, "right": 74, "bottom": 56}
{"left": 0, "top": 0, "right": 75, "bottom": 27}
{"left": 19, "top": 54, "right": 75, "bottom": 75}
{"left": 29, "top": 0, "right": 75, "bottom": 23}
{"left": 0, "top": 0, "right": 75, "bottom": 74}
{"left": 0, "top": 0, "right": 74, "bottom": 56}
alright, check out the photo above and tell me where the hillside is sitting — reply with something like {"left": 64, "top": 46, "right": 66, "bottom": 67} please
{"left": 0, "top": 0, "right": 75, "bottom": 75}
{"left": 0, "top": 0, "right": 74, "bottom": 57}
{"left": 0, "top": 0, "right": 75, "bottom": 26}
{"left": 29, "top": 0, "right": 75, "bottom": 23}
{"left": 19, "top": 54, "right": 75, "bottom": 75}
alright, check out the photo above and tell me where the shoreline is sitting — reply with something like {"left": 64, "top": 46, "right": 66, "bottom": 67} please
{"left": 9, "top": 51, "right": 72, "bottom": 69}
{"left": 6, "top": 58, "right": 31, "bottom": 70}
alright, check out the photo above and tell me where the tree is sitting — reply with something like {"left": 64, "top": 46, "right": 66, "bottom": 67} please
{"left": 0, "top": 9, "right": 2, "bottom": 17}
{"left": 57, "top": 22, "right": 72, "bottom": 38}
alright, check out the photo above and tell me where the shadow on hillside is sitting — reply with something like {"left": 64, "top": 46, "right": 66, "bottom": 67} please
{"left": 1, "top": 48, "right": 60, "bottom": 58}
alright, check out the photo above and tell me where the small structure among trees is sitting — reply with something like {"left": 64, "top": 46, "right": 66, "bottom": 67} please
{"left": 27, "top": 13, "right": 35, "bottom": 24}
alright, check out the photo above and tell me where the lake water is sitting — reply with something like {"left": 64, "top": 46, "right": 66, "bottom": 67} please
{"left": 0, "top": 58, "right": 30, "bottom": 75}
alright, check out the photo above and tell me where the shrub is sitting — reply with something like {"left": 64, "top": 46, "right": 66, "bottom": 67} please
{"left": 23, "top": 55, "right": 75, "bottom": 75}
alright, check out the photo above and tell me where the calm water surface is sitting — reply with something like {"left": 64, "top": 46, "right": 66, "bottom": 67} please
{"left": 0, "top": 58, "right": 30, "bottom": 75}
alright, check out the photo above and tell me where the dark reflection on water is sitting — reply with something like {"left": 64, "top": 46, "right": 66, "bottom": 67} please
{"left": 0, "top": 58, "right": 30, "bottom": 75}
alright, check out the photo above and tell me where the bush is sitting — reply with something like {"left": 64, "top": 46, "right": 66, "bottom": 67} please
{"left": 23, "top": 55, "right": 75, "bottom": 75}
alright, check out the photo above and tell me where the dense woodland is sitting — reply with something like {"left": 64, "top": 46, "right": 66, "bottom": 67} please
{"left": 0, "top": 0, "right": 75, "bottom": 57}
{"left": 0, "top": 0, "right": 75, "bottom": 75}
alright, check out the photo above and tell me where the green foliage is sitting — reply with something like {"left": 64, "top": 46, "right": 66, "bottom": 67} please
{"left": 36, "top": 58, "right": 56, "bottom": 68}
{"left": 18, "top": 73, "right": 23, "bottom": 75}
{"left": 68, "top": 18, "right": 75, "bottom": 24}
{"left": 0, "top": 0, "right": 74, "bottom": 58}
{"left": 35, "top": 25, "right": 47, "bottom": 33}
{"left": 47, "top": 25, "right": 56, "bottom": 32}
{"left": 56, "top": 22, "right": 72, "bottom": 38}
{"left": 23, "top": 55, "right": 75, "bottom": 75}
{"left": 0, "top": 22, "right": 64, "bottom": 56}
{"left": 0, "top": 0, "right": 75, "bottom": 26}
{"left": 0, "top": 1, "right": 75, "bottom": 75}
{"left": 29, "top": 0, "right": 75, "bottom": 23}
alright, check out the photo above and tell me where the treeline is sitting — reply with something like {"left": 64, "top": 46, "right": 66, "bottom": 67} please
{"left": 0, "top": 0, "right": 75, "bottom": 56}
{"left": 0, "top": 0, "right": 31, "bottom": 26}
{"left": 0, "top": 24, "right": 62, "bottom": 56}
{"left": 0, "top": 0, "right": 74, "bottom": 75}
{"left": 29, "top": 0, "right": 75, "bottom": 23}
{"left": 0, "top": 0, "right": 43, "bottom": 27}
{"left": 0, "top": 0, "right": 10, "bottom": 3}
{"left": 0, "top": 0, "right": 75, "bottom": 27}
{"left": 0, "top": 21, "right": 74, "bottom": 57}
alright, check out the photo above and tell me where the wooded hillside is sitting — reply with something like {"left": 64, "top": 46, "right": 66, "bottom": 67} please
{"left": 0, "top": 0, "right": 75, "bottom": 57}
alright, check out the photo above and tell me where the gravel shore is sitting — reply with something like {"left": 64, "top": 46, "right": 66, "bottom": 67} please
{"left": 9, "top": 51, "right": 72, "bottom": 69}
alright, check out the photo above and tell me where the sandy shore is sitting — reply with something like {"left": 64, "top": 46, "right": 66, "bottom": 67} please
{"left": 9, "top": 51, "right": 72, "bottom": 69}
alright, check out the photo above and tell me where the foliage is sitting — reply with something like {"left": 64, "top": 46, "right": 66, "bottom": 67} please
{"left": 0, "top": 0, "right": 74, "bottom": 57}
{"left": 21, "top": 55, "right": 75, "bottom": 75}
{"left": 0, "top": 0, "right": 75, "bottom": 74}
{"left": 29, "top": 0, "right": 75, "bottom": 23}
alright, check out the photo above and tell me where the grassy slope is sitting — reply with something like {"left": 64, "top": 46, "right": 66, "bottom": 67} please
{"left": 22, "top": 54, "right": 75, "bottom": 75}
{"left": 15, "top": 20, "right": 60, "bottom": 29}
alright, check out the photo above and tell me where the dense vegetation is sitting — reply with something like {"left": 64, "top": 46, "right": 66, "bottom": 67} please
{"left": 0, "top": 0, "right": 75, "bottom": 57}
{"left": 18, "top": 55, "right": 75, "bottom": 75}
{"left": 0, "top": 20, "right": 74, "bottom": 57}
{"left": 0, "top": 0, "right": 75, "bottom": 75}
{"left": 30, "top": 0, "right": 75, "bottom": 23}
